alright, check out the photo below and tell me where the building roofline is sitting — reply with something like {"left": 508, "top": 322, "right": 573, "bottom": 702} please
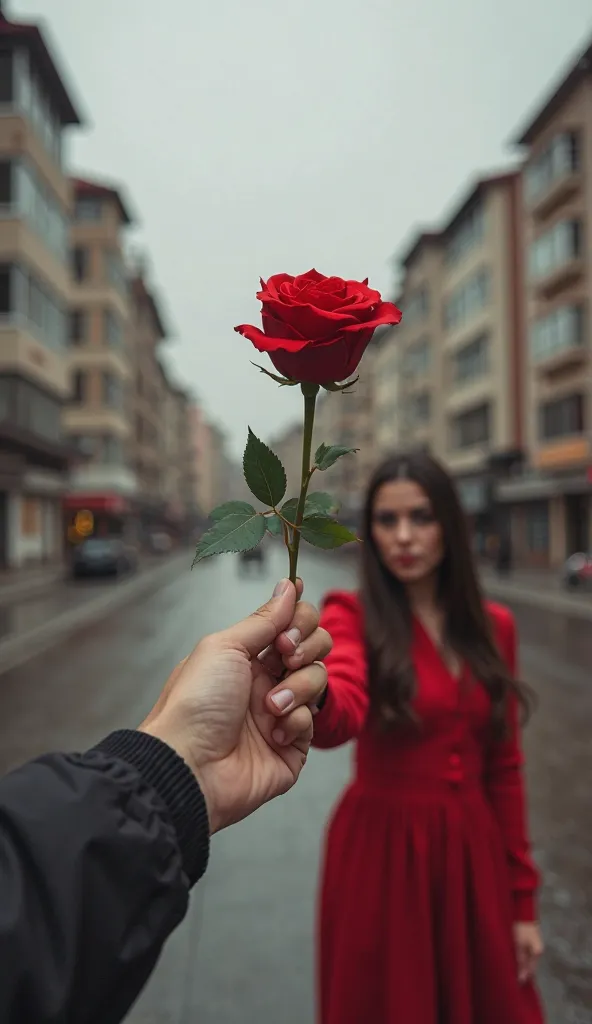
{"left": 440, "top": 168, "right": 520, "bottom": 238}
{"left": 131, "top": 275, "right": 169, "bottom": 340}
{"left": 71, "top": 176, "right": 135, "bottom": 225}
{"left": 399, "top": 230, "right": 442, "bottom": 269}
{"left": 512, "top": 37, "right": 592, "bottom": 146}
{"left": 0, "top": 13, "right": 84, "bottom": 125}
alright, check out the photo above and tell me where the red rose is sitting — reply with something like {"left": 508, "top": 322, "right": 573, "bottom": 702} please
{"left": 235, "top": 269, "right": 402, "bottom": 385}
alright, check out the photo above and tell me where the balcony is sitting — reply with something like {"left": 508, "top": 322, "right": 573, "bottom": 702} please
{"left": 533, "top": 257, "right": 585, "bottom": 300}
{"left": 68, "top": 463, "right": 138, "bottom": 497}
{"left": 529, "top": 170, "right": 582, "bottom": 222}
{"left": 534, "top": 341, "right": 587, "bottom": 378}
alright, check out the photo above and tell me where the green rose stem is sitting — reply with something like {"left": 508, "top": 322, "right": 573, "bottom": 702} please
{"left": 288, "top": 382, "right": 320, "bottom": 584}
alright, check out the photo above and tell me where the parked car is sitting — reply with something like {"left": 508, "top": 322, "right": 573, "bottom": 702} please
{"left": 562, "top": 552, "right": 592, "bottom": 590}
{"left": 71, "top": 538, "right": 138, "bottom": 579}
{"left": 147, "top": 531, "right": 173, "bottom": 554}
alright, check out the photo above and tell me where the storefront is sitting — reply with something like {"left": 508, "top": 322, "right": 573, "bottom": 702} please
{"left": 497, "top": 469, "right": 592, "bottom": 568}
{"left": 63, "top": 493, "right": 136, "bottom": 561}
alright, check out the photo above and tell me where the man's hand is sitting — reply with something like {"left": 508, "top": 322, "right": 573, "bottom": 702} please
{"left": 140, "top": 578, "right": 331, "bottom": 833}
{"left": 513, "top": 921, "right": 544, "bottom": 984}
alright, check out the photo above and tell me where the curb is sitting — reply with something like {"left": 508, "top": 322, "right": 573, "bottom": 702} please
{"left": 483, "top": 577, "right": 592, "bottom": 622}
{"left": 0, "top": 552, "right": 189, "bottom": 677}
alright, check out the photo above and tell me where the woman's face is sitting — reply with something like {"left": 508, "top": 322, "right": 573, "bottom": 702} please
{"left": 371, "top": 479, "right": 445, "bottom": 585}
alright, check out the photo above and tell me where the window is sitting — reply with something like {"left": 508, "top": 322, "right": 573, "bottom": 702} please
{"left": 444, "top": 268, "right": 489, "bottom": 331}
{"left": 531, "top": 305, "right": 584, "bottom": 363}
{"left": 525, "top": 132, "right": 580, "bottom": 205}
{"left": 529, "top": 219, "right": 583, "bottom": 280}
{"left": 103, "top": 373, "right": 122, "bottom": 409}
{"left": 72, "top": 371, "right": 85, "bottom": 404}
{"left": 454, "top": 333, "right": 489, "bottom": 383}
{"left": 102, "top": 436, "right": 123, "bottom": 464}
{"left": 0, "top": 50, "right": 14, "bottom": 104}
{"left": 70, "top": 310, "right": 87, "bottom": 345}
{"left": 408, "top": 391, "right": 431, "bottom": 425}
{"left": 445, "top": 202, "right": 485, "bottom": 265}
{"left": 72, "top": 247, "right": 89, "bottom": 283}
{"left": 106, "top": 251, "right": 127, "bottom": 296}
{"left": 104, "top": 309, "right": 123, "bottom": 349}
{"left": 70, "top": 435, "right": 97, "bottom": 458}
{"left": 0, "top": 266, "right": 10, "bottom": 315}
{"left": 14, "top": 378, "right": 61, "bottom": 441}
{"left": 0, "top": 262, "right": 65, "bottom": 347}
{"left": 403, "top": 338, "right": 430, "bottom": 377}
{"left": 403, "top": 288, "right": 429, "bottom": 326}
{"left": 451, "top": 403, "right": 490, "bottom": 449}
{"left": 13, "top": 50, "right": 62, "bottom": 166}
{"left": 13, "top": 160, "right": 67, "bottom": 259}
{"left": 0, "top": 162, "right": 12, "bottom": 205}
{"left": 21, "top": 497, "right": 40, "bottom": 537}
{"left": 539, "top": 394, "right": 584, "bottom": 441}
{"left": 74, "top": 197, "right": 103, "bottom": 222}
{"left": 526, "top": 503, "right": 549, "bottom": 553}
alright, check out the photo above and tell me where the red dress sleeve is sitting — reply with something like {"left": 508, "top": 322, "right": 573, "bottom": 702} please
{"left": 485, "top": 604, "right": 540, "bottom": 922}
{"left": 312, "top": 591, "right": 369, "bottom": 750}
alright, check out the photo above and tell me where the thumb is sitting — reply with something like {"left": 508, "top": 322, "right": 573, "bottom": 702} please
{"left": 220, "top": 579, "right": 297, "bottom": 657}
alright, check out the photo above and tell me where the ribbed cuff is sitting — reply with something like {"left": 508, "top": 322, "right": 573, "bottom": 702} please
{"left": 94, "top": 730, "right": 210, "bottom": 887}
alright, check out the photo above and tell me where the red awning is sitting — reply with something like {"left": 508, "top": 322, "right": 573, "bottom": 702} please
{"left": 63, "top": 494, "right": 131, "bottom": 515}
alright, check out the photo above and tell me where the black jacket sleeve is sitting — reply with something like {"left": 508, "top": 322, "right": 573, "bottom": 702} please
{"left": 0, "top": 730, "right": 210, "bottom": 1024}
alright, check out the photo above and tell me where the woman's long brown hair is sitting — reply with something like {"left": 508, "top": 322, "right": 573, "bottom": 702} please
{"left": 360, "top": 451, "right": 532, "bottom": 738}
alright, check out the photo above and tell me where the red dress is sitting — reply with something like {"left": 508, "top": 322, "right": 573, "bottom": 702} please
{"left": 314, "top": 591, "right": 544, "bottom": 1024}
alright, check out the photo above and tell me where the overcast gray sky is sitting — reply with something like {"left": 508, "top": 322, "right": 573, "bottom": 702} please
{"left": 14, "top": 0, "right": 592, "bottom": 456}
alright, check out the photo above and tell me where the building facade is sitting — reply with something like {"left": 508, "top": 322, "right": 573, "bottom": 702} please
{"left": 389, "top": 176, "right": 525, "bottom": 553}
{"left": 128, "top": 267, "right": 170, "bottom": 540}
{"left": 62, "top": 177, "right": 137, "bottom": 543}
{"left": 0, "top": 10, "right": 81, "bottom": 568}
{"left": 499, "top": 41, "right": 592, "bottom": 567}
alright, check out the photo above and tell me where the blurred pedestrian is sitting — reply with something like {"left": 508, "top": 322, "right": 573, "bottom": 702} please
{"left": 313, "top": 451, "right": 544, "bottom": 1024}
{"left": 0, "top": 578, "right": 330, "bottom": 1024}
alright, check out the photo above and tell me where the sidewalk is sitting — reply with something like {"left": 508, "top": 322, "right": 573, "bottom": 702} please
{"left": 0, "top": 550, "right": 191, "bottom": 677}
{"left": 0, "top": 564, "right": 65, "bottom": 604}
{"left": 480, "top": 564, "right": 592, "bottom": 621}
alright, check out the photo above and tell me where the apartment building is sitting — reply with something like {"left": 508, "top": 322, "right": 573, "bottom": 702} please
{"left": 128, "top": 267, "right": 170, "bottom": 538}
{"left": 62, "top": 177, "right": 136, "bottom": 540}
{"left": 373, "top": 319, "right": 403, "bottom": 459}
{"left": 499, "top": 39, "right": 592, "bottom": 567}
{"left": 0, "top": 10, "right": 81, "bottom": 568}
{"left": 439, "top": 173, "right": 524, "bottom": 547}
{"left": 395, "top": 233, "right": 444, "bottom": 457}
{"left": 388, "top": 177, "right": 524, "bottom": 550}
{"left": 160, "top": 375, "right": 196, "bottom": 539}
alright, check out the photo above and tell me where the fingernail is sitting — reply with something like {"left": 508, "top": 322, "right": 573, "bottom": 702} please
{"left": 294, "top": 644, "right": 305, "bottom": 658}
{"left": 270, "top": 688, "right": 294, "bottom": 712}
{"left": 284, "top": 627, "right": 301, "bottom": 648}
{"left": 272, "top": 728, "right": 286, "bottom": 744}
{"left": 273, "top": 579, "right": 290, "bottom": 597}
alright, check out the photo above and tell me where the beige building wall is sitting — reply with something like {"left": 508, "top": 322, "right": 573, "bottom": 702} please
{"left": 63, "top": 179, "right": 137, "bottom": 497}
{"left": 396, "top": 237, "right": 445, "bottom": 458}
{"left": 373, "top": 325, "right": 403, "bottom": 458}
{"left": 0, "top": 17, "right": 82, "bottom": 567}
{"left": 441, "top": 177, "right": 520, "bottom": 479}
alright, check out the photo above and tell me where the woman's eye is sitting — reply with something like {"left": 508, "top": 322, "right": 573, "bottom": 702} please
{"left": 374, "top": 512, "right": 397, "bottom": 527}
{"left": 411, "top": 509, "right": 433, "bottom": 524}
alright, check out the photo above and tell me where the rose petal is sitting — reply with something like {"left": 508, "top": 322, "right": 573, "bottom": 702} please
{"left": 234, "top": 322, "right": 312, "bottom": 354}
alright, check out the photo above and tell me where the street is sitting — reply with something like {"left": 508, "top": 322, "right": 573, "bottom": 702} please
{"left": 0, "top": 544, "right": 590, "bottom": 1023}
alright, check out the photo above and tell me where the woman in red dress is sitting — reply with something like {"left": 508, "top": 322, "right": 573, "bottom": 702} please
{"left": 314, "top": 451, "right": 544, "bottom": 1024}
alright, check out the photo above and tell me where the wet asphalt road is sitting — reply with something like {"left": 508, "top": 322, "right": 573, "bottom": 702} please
{"left": 0, "top": 544, "right": 590, "bottom": 1023}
